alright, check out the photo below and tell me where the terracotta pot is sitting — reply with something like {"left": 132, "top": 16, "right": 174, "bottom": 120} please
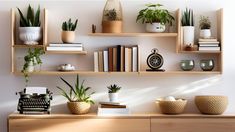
{"left": 61, "top": 31, "right": 75, "bottom": 43}
{"left": 67, "top": 102, "right": 91, "bottom": 114}
{"left": 102, "top": 21, "right": 123, "bottom": 33}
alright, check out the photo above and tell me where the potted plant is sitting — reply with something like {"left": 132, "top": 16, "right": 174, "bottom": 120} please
{"left": 22, "top": 48, "right": 45, "bottom": 86}
{"left": 102, "top": 0, "right": 123, "bottom": 33}
{"left": 107, "top": 84, "right": 121, "bottom": 102}
{"left": 61, "top": 18, "right": 78, "bottom": 43}
{"left": 181, "top": 8, "right": 195, "bottom": 50}
{"left": 136, "top": 3, "right": 175, "bottom": 33}
{"left": 17, "top": 5, "right": 41, "bottom": 45}
{"left": 199, "top": 16, "right": 211, "bottom": 38}
{"left": 57, "top": 75, "right": 95, "bottom": 114}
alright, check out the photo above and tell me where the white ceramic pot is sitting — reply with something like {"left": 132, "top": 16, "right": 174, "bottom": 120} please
{"left": 200, "top": 29, "right": 211, "bottom": 38}
{"left": 26, "top": 61, "right": 34, "bottom": 73}
{"left": 146, "top": 23, "right": 166, "bottom": 33}
{"left": 109, "top": 93, "right": 118, "bottom": 102}
{"left": 19, "top": 27, "right": 42, "bottom": 45}
{"left": 183, "top": 26, "right": 195, "bottom": 46}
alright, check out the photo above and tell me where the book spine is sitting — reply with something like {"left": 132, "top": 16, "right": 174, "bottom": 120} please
{"left": 128, "top": 48, "right": 132, "bottom": 72}
{"left": 94, "top": 52, "right": 99, "bottom": 72}
{"left": 98, "top": 51, "right": 104, "bottom": 72}
{"left": 121, "top": 46, "right": 124, "bottom": 72}
{"left": 117, "top": 45, "right": 121, "bottom": 71}
{"left": 125, "top": 47, "right": 129, "bottom": 72}
{"left": 103, "top": 51, "right": 109, "bottom": 72}
{"left": 113, "top": 47, "right": 117, "bottom": 71}
{"left": 108, "top": 48, "right": 113, "bottom": 72}
{"left": 132, "top": 47, "right": 138, "bottom": 72}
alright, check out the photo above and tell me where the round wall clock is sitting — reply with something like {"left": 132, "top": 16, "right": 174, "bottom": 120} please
{"left": 146, "top": 48, "right": 164, "bottom": 71}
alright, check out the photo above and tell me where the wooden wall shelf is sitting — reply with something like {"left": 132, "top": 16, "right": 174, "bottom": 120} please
{"left": 13, "top": 44, "right": 45, "bottom": 49}
{"left": 88, "top": 33, "right": 178, "bottom": 37}
{"left": 45, "top": 51, "right": 87, "bottom": 55}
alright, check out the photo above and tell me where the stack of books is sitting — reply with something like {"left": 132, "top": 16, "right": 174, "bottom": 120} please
{"left": 198, "top": 38, "right": 220, "bottom": 51}
{"left": 97, "top": 102, "right": 130, "bottom": 116}
{"left": 46, "top": 43, "right": 83, "bottom": 51}
{"left": 94, "top": 45, "right": 139, "bottom": 72}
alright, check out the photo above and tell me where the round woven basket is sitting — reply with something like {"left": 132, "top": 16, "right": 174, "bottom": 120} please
{"left": 195, "top": 95, "right": 228, "bottom": 115}
{"left": 156, "top": 98, "right": 187, "bottom": 114}
{"left": 67, "top": 102, "right": 91, "bottom": 115}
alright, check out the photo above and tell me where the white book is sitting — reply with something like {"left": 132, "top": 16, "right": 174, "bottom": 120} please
{"left": 125, "top": 47, "right": 129, "bottom": 72}
{"left": 103, "top": 51, "right": 109, "bottom": 72}
{"left": 132, "top": 47, "right": 138, "bottom": 72}
{"left": 49, "top": 43, "right": 82, "bottom": 47}
{"left": 198, "top": 41, "right": 219, "bottom": 44}
{"left": 199, "top": 47, "right": 220, "bottom": 51}
{"left": 199, "top": 44, "right": 219, "bottom": 47}
{"left": 46, "top": 46, "right": 83, "bottom": 51}
{"left": 94, "top": 52, "right": 99, "bottom": 72}
{"left": 199, "top": 38, "right": 217, "bottom": 42}
{"left": 97, "top": 107, "right": 130, "bottom": 116}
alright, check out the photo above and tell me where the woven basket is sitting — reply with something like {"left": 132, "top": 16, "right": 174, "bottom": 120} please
{"left": 67, "top": 102, "right": 91, "bottom": 115}
{"left": 195, "top": 95, "right": 228, "bottom": 115}
{"left": 156, "top": 98, "right": 187, "bottom": 114}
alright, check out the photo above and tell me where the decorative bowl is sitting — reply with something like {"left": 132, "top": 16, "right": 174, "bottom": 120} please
{"left": 156, "top": 98, "right": 187, "bottom": 114}
{"left": 200, "top": 59, "right": 214, "bottom": 71}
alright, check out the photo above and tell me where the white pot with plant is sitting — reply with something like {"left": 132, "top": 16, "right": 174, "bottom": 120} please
{"left": 61, "top": 19, "right": 78, "bottom": 43}
{"left": 22, "top": 48, "right": 45, "bottom": 86}
{"left": 136, "top": 4, "right": 175, "bottom": 33}
{"left": 57, "top": 75, "right": 95, "bottom": 115}
{"left": 107, "top": 84, "right": 121, "bottom": 102}
{"left": 181, "top": 8, "right": 195, "bottom": 50}
{"left": 17, "top": 5, "right": 42, "bottom": 45}
{"left": 199, "top": 16, "right": 211, "bottom": 38}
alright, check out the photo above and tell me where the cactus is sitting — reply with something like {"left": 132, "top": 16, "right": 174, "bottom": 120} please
{"left": 62, "top": 18, "right": 78, "bottom": 31}
{"left": 17, "top": 5, "right": 41, "bottom": 27}
{"left": 181, "top": 8, "right": 194, "bottom": 26}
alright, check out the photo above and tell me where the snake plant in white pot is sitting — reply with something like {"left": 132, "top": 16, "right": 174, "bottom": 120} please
{"left": 17, "top": 5, "right": 41, "bottom": 45}
{"left": 107, "top": 84, "right": 121, "bottom": 102}
{"left": 181, "top": 8, "right": 195, "bottom": 50}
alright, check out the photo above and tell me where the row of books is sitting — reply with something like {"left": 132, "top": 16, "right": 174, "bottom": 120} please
{"left": 94, "top": 45, "right": 139, "bottom": 72}
{"left": 46, "top": 43, "right": 83, "bottom": 51}
{"left": 198, "top": 38, "right": 220, "bottom": 51}
{"left": 97, "top": 102, "right": 130, "bottom": 115}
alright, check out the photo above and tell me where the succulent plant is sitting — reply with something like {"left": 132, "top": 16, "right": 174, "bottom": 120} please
{"left": 62, "top": 18, "right": 78, "bottom": 31}
{"left": 199, "top": 16, "right": 211, "bottom": 29}
{"left": 57, "top": 75, "right": 95, "bottom": 104}
{"left": 181, "top": 8, "right": 194, "bottom": 26}
{"left": 105, "top": 9, "right": 119, "bottom": 21}
{"left": 17, "top": 5, "right": 41, "bottom": 27}
{"left": 107, "top": 84, "right": 121, "bottom": 93}
{"left": 136, "top": 3, "right": 175, "bottom": 25}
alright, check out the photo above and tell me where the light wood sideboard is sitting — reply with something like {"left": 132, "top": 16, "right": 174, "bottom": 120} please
{"left": 8, "top": 113, "right": 235, "bottom": 132}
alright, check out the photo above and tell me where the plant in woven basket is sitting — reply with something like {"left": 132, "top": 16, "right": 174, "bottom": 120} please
{"left": 199, "top": 16, "right": 212, "bottom": 38}
{"left": 107, "top": 84, "right": 121, "bottom": 102}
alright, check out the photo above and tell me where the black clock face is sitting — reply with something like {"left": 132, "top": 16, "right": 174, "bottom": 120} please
{"left": 147, "top": 53, "right": 163, "bottom": 70}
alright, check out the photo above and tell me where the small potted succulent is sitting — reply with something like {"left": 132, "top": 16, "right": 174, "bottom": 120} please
{"left": 57, "top": 75, "right": 95, "bottom": 114}
{"left": 107, "top": 84, "right": 121, "bottom": 102}
{"left": 17, "top": 5, "right": 41, "bottom": 45}
{"left": 61, "top": 18, "right": 78, "bottom": 43}
{"left": 199, "top": 16, "right": 211, "bottom": 38}
{"left": 22, "top": 48, "right": 45, "bottom": 86}
{"left": 181, "top": 8, "right": 195, "bottom": 50}
{"left": 136, "top": 3, "right": 175, "bottom": 33}
{"left": 102, "top": 0, "right": 123, "bottom": 33}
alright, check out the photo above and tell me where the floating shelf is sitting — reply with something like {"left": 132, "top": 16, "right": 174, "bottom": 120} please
{"left": 13, "top": 44, "right": 45, "bottom": 49}
{"left": 179, "top": 51, "right": 222, "bottom": 54}
{"left": 88, "top": 33, "right": 178, "bottom": 37}
{"left": 45, "top": 50, "right": 87, "bottom": 55}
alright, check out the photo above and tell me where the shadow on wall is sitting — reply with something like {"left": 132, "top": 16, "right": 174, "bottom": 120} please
{"left": 51, "top": 75, "right": 222, "bottom": 114}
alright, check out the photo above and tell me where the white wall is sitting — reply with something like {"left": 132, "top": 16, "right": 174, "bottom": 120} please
{"left": 0, "top": 0, "right": 235, "bottom": 131}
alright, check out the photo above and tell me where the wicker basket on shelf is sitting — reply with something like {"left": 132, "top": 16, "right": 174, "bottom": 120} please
{"left": 67, "top": 102, "right": 91, "bottom": 115}
{"left": 156, "top": 98, "right": 187, "bottom": 114}
{"left": 195, "top": 95, "right": 228, "bottom": 115}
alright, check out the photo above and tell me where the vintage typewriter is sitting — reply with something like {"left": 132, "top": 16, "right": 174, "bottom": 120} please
{"left": 17, "top": 87, "right": 53, "bottom": 114}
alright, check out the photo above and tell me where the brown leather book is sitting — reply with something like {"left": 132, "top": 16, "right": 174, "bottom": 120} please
{"left": 108, "top": 47, "right": 113, "bottom": 72}
{"left": 98, "top": 51, "right": 104, "bottom": 72}
{"left": 101, "top": 104, "right": 127, "bottom": 108}
{"left": 113, "top": 47, "right": 117, "bottom": 71}
{"left": 120, "top": 45, "right": 124, "bottom": 72}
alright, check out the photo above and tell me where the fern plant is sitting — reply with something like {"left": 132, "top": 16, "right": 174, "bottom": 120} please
{"left": 181, "top": 8, "right": 194, "bottom": 26}
{"left": 136, "top": 3, "right": 175, "bottom": 25}
{"left": 57, "top": 75, "right": 95, "bottom": 104}
{"left": 17, "top": 5, "right": 41, "bottom": 27}
{"left": 62, "top": 18, "right": 78, "bottom": 31}
{"left": 199, "top": 16, "right": 211, "bottom": 29}
{"left": 107, "top": 84, "right": 121, "bottom": 93}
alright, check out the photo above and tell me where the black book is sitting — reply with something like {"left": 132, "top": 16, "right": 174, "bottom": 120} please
{"left": 117, "top": 45, "right": 121, "bottom": 71}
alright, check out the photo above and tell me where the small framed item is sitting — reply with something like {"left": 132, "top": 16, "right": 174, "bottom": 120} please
{"left": 146, "top": 48, "right": 165, "bottom": 71}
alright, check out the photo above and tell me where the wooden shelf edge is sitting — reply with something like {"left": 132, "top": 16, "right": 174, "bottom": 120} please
{"left": 13, "top": 44, "right": 45, "bottom": 48}
{"left": 178, "top": 51, "right": 221, "bottom": 54}
{"left": 88, "top": 33, "right": 178, "bottom": 37}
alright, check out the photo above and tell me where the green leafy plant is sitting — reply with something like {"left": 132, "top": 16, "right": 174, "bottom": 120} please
{"left": 22, "top": 48, "right": 45, "bottom": 86}
{"left": 105, "top": 9, "right": 120, "bottom": 21}
{"left": 62, "top": 18, "right": 78, "bottom": 31}
{"left": 107, "top": 84, "right": 121, "bottom": 93}
{"left": 17, "top": 5, "right": 40, "bottom": 27}
{"left": 136, "top": 3, "right": 175, "bottom": 25}
{"left": 199, "top": 16, "right": 211, "bottom": 29}
{"left": 57, "top": 75, "right": 95, "bottom": 104}
{"left": 181, "top": 8, "right": 194, "bottom": 26}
